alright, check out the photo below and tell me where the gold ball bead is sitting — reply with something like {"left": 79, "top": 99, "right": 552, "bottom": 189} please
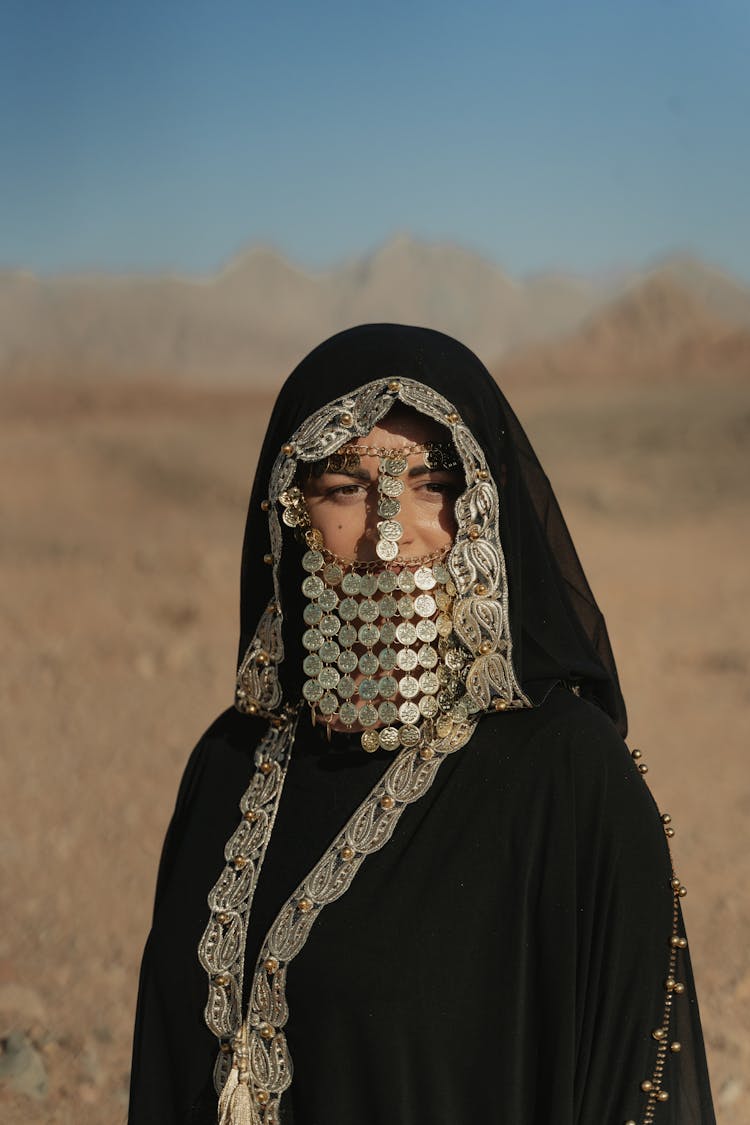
{"left": 479, "top": 640, "right": 493, "bottom": 654}
{"left": 625, "top": 1120, "right": 637, "bottom": 1125}
{"left": 446, "top": 412, "right": 459, "bottom": 424}
{"left": 246, "top": 702, "right": 259, "bottom": 715}
{"left": 468, "top": 525, "right": 481, "bottom": 540}
{"left": 297, "top": 897, "right": 313, "bottom": 913}
{"left": 263, "top": 553, "right": 274, "bottom": 566}
{"left": 475, "top": 468, "right": 489, "bottom": 481}
{"left": 661, "top": 812, "right": 671, "bottom": 824}
{"left": 260, "top": 761, "right": 273, "bottom": 775}
{"left": 419, "top": 746, "right": 435, "bottom": 760}
{"left": 387, "top": 379, "right": 401, "bottom": 392}
{"left": 677, "top": 937, "right": 687, "bottom": 948}
{"left": 673, "top": 982, "right": 685, "bottom": 995}
{"left": 261, "top": 499, "right": 270, "bottom": 511}
{"left": 670, "top": 1041, "right": 682, "bottom": 1053}
{"left": 380, "top": 795, "right": 395, "bottom": 810}
{"left": 474, "top": 582, "right": 488, "bottom": 596}
{"left": 256, "top": 1090, "right": 270, "bottom": 1106}
{"left": 631, "top": 748, "right": 642, "bottom": 759}
{"left": 217, "top": 912, "right": 231, "bottom": 925}
{"left": 339, "top": 412, "right": 354, "bottom": 426}
{"left": 640, "top": 1080, "right": 653, "bottom": 1092}
{"left": 657, "top": 1091, "right": 670, "bottom": 1102}
{"left": 244, "top": 809, "right": 258, "bottom": 822}
{"left": 638, "top": 763, "right": 649, "bottom": 774}
{"left": 671, "top": 877, "right": 681, "bottom": 891}
{"left": 665, "top": 826, "right": 675, "bottom": 837}
{"left": 678, "top": 885, "right": 687, "bottom": 897}
{"left": 264, "top": 957, "right": 279, "bottom": 974}
{"left": 493, "top": 698, "right": 509, "bottom": 711}
{"left": 340, "top": 845, "right": 354, "bottom": 861}
{"left": 652, "top": 1028, "right": 667, "bottom": 1041}
{"left": 259, "top": 1022, "right": 275, "bottom": 1040}
{"left": 665, "top": 977, "right": 676, "bottom": 991}
{"left": 281, "top": 442, "right": 295, "bottom": 456}
{"left": 233, "top": 856, "right": 247, "bottom": 870}
{"left": 213, "top": 973, "right": 230, "bottom": 987}
{"left": 255, "top": 651, "right": 270, "bottom": 666}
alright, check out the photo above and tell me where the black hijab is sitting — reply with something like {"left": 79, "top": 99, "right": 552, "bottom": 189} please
{"left": 238, "top": 323, "right": 626, "bottom": 734}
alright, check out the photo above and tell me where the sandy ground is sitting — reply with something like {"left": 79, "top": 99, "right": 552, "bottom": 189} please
{"left": 0, "top": 376, "right": 748, "bottom": 1123}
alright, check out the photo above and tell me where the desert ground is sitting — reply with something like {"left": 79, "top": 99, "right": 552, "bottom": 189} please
{"left": 1, "top": 373, "right": 748, "bottom": 1123}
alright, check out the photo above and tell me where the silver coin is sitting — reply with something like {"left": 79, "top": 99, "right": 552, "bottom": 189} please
{"left": 358, "top": 599, "right": 379, "bottom": 623}
{"left": 303, "top": 654, "right": 322, "bottom": 677}
{"left": 301, "top": 575, "right": 324, "bottom": 599}
{"left": 338, "top": 597, "right": 359, "bottom": 621}
{"left": 302, "top": 550, "right": 324, "bottom": 573}
{"left": 318, "top": 692, "right": 338, "bottom": 716}
{"left": 414, "top": 566, "right": 436, "bottom": 590}
{"left": 302, "top": 628, "right": 323, "bottom": 651}
{"left": 378, "top": 498, "right": 401, "bottom": 519}
{"left": 303, "top": 603, "right": 323, "bottom": 626}
{"left": 378, "top": 727, "right": 400, "bottom": 751}
{"left": 339, "top": 702, "right": 358, "bottom": 726}
{"left": 358, "top": 623, "right": 380, "bottom": 647}
{"left": 319, "top": 614, "right": 341, "bottom": 636}
{"left": 383, "top": 456, "right": 408, "bottom": 475}
{"left": 379, "top": 475, "right": 404, "bottom": 497}
{"left": 336, "top": 675, "right": 357, "bottom": 699}
{"left": 378, "top": 675, "right": 399, "bottom": 699}
{"left": 433, "top": 563, "right": 450, "bottom": 584}
{"left": 395, "top": 622, "right": 418, "bottom": 646}
{"left": 397, "top": 569, "right": 416, "bottom": 593}
{"left": 378, "top": 701, "right": 399, "bottom": 724}
{"left": 379, "top": 647, "right": 398, "bottom": 671}
{"left": 396, "top": 647, "right": 418, "bottom": 671}
{"left": 414, "top": 593, "right": 436, "bottom": 618}
{"left": 376, "top": 540, "right": 399, "bottom": 561}
{"left": 398, "top": 675, "right": 420, "bottom": 699}
{"left": 358, "top": 677, "right": 379, "bottom": 701}
{"left": 341, "top": 572, "right": 362, "bottom": 595}
{"left": 377, "top": 570, "right": 398, "bottom": 593}
{"left": 317, "top": 588, "right": 339, "bottom": 611}
{"left": 358, "top": 652, "right": 379, "bottom": 675}
{"left": 378, "top": 519, "right": 403, "bottom": 543}
{"left": 379, "top": 621, "right": 397, "bottom": 645}
{"left": 399, "top": 725, "right": 421, "bottom": 747}
{"left": 415, "top": 619, "right": 438, "bottom": 643}
{"left": 397, "top": 595, "right": 415, "bottom": 619}
{"left": 338, "top": 624, "right": 357, "bottom": 647}
{"left": 419, "top": 695, "right": 440, "bottom": 718}
{"left": 358, "top": 703, "right": 379, "bottom": 728}
{"left": 398, "top": 701, "right": 420, "bottom": 725}
{"left": 417, "top": 643, "right": 438, "bottom": 669}
{"left": 322, "top": 562, "right": 343, "bottom": 586}
{"left": 303, "top": 680, "right": 323, "bottom": 702}
{"left": 319, "top": 666, "right": 340, "bottom": 689}
{"left": 445, "top": 647, "right": 465, "bottom": 672}
{"left": 418, "top": 670, "right": 440, "bottom": 695}
{"left": 337, "top": 650, "right": 358, "bottom": 673}
{"left": 378, "top": 594, "right": 398, "bottom": 618}
{"left": 360, "top": 573, "right": 378, "bottom": 597}
{"left": 436, "top": 614, "right": 453, "bottom": 637}
{"left": 318, "top": 640, "right": 340, "bottom": 663}
{"left": 451, "top": 699, "right": 469, "bottom": 721}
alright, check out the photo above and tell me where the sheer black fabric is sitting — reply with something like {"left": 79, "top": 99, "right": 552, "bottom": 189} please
{"left": 129, "top": 325, "right": 714, "bottom": 1124}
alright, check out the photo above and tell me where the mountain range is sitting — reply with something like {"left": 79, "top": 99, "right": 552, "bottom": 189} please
{"left": 2, "top": 234, "right": 749, "bottom": 386}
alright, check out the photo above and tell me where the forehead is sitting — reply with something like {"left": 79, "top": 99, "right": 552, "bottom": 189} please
{"left": 353, "top": 405, "right": 449, "bottom": 450}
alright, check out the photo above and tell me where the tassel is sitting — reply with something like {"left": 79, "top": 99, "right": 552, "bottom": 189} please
{"left": 218, "top": 1063, "right": 261, "bottom": 1125}
{"left": 218, "top": 1065, "right": 239, "bottom": 1124}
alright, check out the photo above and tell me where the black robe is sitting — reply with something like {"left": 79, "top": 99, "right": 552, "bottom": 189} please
{"left": 129, "top": 686, "right": 714, "bottom": 1124}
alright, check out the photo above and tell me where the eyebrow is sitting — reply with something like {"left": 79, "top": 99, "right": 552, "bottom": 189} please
{"left": 318, "top": 464, "right": 461, "bottom": 484}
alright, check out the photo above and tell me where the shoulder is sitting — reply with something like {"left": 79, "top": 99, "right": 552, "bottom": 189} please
{"left": 171, "top": 706, "right": 265, "bottom": 813}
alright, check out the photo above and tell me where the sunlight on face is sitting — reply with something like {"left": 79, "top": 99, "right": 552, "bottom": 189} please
{"left": 302, "top": 408, "right": 462, "bottom": 563}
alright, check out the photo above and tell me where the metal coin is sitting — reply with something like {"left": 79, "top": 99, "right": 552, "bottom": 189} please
{"left": 301, "top": 575, "right": 324, "bottom": 599}
{"left": 378, "top": 675, "right": 399, "bottom": 699}
{"left": 339, "top": 702, "right": 358, "bottom": 726}
{"left": 378, "top": 519, "right": 403, "bottom": 543}
{"left": 378, "top": 594, "right": 398, "bottom": 618}
{"left": 322, "top": 563, "right": 343, "bottom": 586}
{"left": 302, "top": 628, "right": 323, "bottom": 651}
{"left": 433, "top": 563, "right": 450, "bottom": 584}
{"left": 398, "top": 675, "right": 420, "bottom": 699}
{"left": 397, "top": 595, "right": 415, "bottom": 619}
{"left": 318, "top": 667, "right": 340, "bottom": 690}
{"left": 445, "top": 647, "right": 465, "bottom": 672}
{"left": 358, "top": 703, "right": 379, "bottom": 728}
{"left": 445, "top": 579, "right": 457, "bottom": 597}
{"left": 383, "top": 456, "right": 408, "bottom": 476}
{"left": 377, "top": 570, "right": 398, "bottom": 593}
{"left": 303, "top": 603, "right": 323, "bottom": 626}
{"left": 418, "top": 671, "right": 440, "bottom": 695}
{"left": 435, "top": 590, "right": 452, "bottom": 612}
{"left": 358, "top": 678, "right": 379, "bottom": 701}
{"left": 419, "top": 695, "right": 439, "bottom": 718}
{"left": 399, "top": 725, "right": 421, "bottom": 747}
{"left": 360, "top": 573, "right": 378, "bottom": 597}
{"left": 379, "top": 647, "right": 398, "bottom": 671}
{"left": 303, "top": 654, "right": 322, "bottom": 677}
{"left": 378, "top": 727, "right": 400, "bottom": 751}
{"left": 436, "top": 614, "right": 453, "bottom": 637}
{"left": 338, "top": 624, "right": 357, "bottom": 647}
{"left": 319, "top": 615, "right": 341, "bottom": 636}
{"left": 302, "top": 680, "right": 323, "bottom": 702}
{"left": 358, "top": 623, "right": 380, "bottom": 647}
{"left": 451, "top": 699, "right": 469, "bottom": 722}
{"left": 378, "top": 498, "right": 401, "bottom": 519}
{"left": 379, "top": 621, "right": 397, "bottom": 645}
{"left": 358, "top": 652, "right": 379, "bottom": 675}
{"left": 376, "top": 539, "right": 399, "bottom": 562}
{"left": 338, "top": 597, "right": 359, "bottom": 621}
{"left": 378, "top": 701, "right": 399, "bottom": 724}
{"left": 379, "top": 475, "right": 404, "bottom": 497}
{"left": 317, "top": 588, "right": 339, "bottom": 611}
{"left": 417, "top": 643, "right": 438, "bottom": 669}
{"left": 302, "top": 550, "right": 324, "bottom": 573}
{"left": 361, "top": 729, "right": 381, "bottom": 753}
{"left": 415, "top": 619, "right": 438, "bottom": 643}
{"left": 337, "top": 650, "right": 358, "bottom": 673}
{"left": 396, "top": 647, "right": 418, "bottom": 671}
{"left": 397, "top": 569, "right": 415, "bottom": 593}
{"left": 414, "top": 566, "right": 436, "bottom": 590}
{"left": 318, "top": 693, "right": 338, "bottom": 716}
{"left": 395, "top": 622, "right": 417, "bottom": 646}
{"left": 398, "top": 701, "right": 420, "bottom": 725}
{"left": 414, "top": 593, "right": 437, "bottom": 618}
{"left": 341, "top": 573, "right": 362, "bottom": 595}
{"left": 358, "top": 599, "right": 379, "bottom": 624}
{"left": 336, "top": 676, "right": 357, "bottom": 699}
{"left": 436, "top": 715, "right": 454, "bottom": 738}
{"left": 318, "top": 640, "right": 340, "bottom": 663}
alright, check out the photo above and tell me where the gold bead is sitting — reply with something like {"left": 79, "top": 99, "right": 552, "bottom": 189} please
{"left": 260, "top": 761, "right": 273, "bottom": 775}
{"left": 217, "top": 912, "right": 231, "bottom": 925}
{"left": 665, "top": 826, "right": 675, "bottom": 837}
{"left": 380, "top": 795, "right": 395, "bottom": 810}
{"left": 255, "top": 651, "right": 270, "bottom": 666}
{"left": 474, "top": 582, "right": 488, "bottom": 596}
{"left": 339, "top": 412, "right": 354, "bottom": 426}
{"left": 493, "top": 698, "right": 509, "bottom": 711}
{"left": 263, "top": 553, "right": 274, "bottom": 565}
{"left": 246, "top": 702, "right": 259, "bottom": 715}
{"left": 625, "top": 1120, "right": 637, "bottom": 1125}
{"left": 665, "top": 977, "right": 676, "bottom": 991}
{"left": 220, "top": 1041, "right": 231, "bottom": 1053}
{"left": 419, "top": 746, "right": 435, "bottom": 760}
{"left": 244, "top": 809, "right": 258, "bottom": 822}
{"left": 657, "top": 1091, "right": 670, "bottom": 1102}
{"left": 213, "top": 973, "right": 230, "bottom": 987}
{"left": 678, "top": 885, "right": 687, "bottom": 897}
{"left": 281, "top": 442, "right": 295, "bottom": 455}
{"left": 652, "top": 1028, "right": 667, "bottom": 1041}
{"left": 638, "top": 763, "right": 649, "bottom": 774}
{"left": 479, "top": 640, "right": 493, "bottom": 654}
{"left": 677, "top": 937, "right": 687, "bottom": 948}
{"left": 233, "top": 856, "right": 247, "bottom": 870}
{"left": 297, "top": 897, "right": 313, "bottom": 913}
{"left": 387, "top": 379, "right": 401, "bottom": 392}
{"left": 446, "top": 412, "right": 459, "bottom": 424}
{"left": 340, "top": 845, "right": 354, "bottom": 861}
{"left": 640, "top": 1080, "right": 654, "bottom": 1092}
{"left": 673, "top": 982, "right": 685, "bottom": 995}
{"left": 260, "top": 499, "right": 270, "bottom": 511}
{"left": 264, "top": 957, "right": 279, "bottom": 974}
{"left": 631, "top": 748, "right": 642, "bottom": 759}
{"left": 468, "top": 525, "right": 481, "bottom": 540}
{"left": 661, "top": 813, "right": 671, "bottom": 824}
{"left": 256, "top": 1090, "right": 270, "bottom": 1105}
{"left": 259, "top": 1022, "right": 275, "bottom": 1040}
{"left": 670, "top": 1041, "right": 681, "bottom": 1052}
{"left": 475, "top": 468, "right": 489, "bottom": 481}
{"left": 671, "top": 877, "right": 681, "bottom": 891}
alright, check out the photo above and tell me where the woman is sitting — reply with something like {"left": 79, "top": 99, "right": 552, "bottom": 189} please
{"left": 129, "top": 324, "right": 715, "bottom": 1124}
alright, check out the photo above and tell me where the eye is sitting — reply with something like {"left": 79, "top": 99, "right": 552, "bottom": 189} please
{"left": 326, "top": 484, "right": 368, "bottom": 501}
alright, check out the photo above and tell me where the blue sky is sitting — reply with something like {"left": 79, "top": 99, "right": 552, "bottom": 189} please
{"left": 1, "top": 0, "right": 749, "bottom": 280}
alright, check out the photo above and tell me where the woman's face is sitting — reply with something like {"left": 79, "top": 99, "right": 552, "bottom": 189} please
{"left": 302, "top": 408, "right": 462, "bottom": 562}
